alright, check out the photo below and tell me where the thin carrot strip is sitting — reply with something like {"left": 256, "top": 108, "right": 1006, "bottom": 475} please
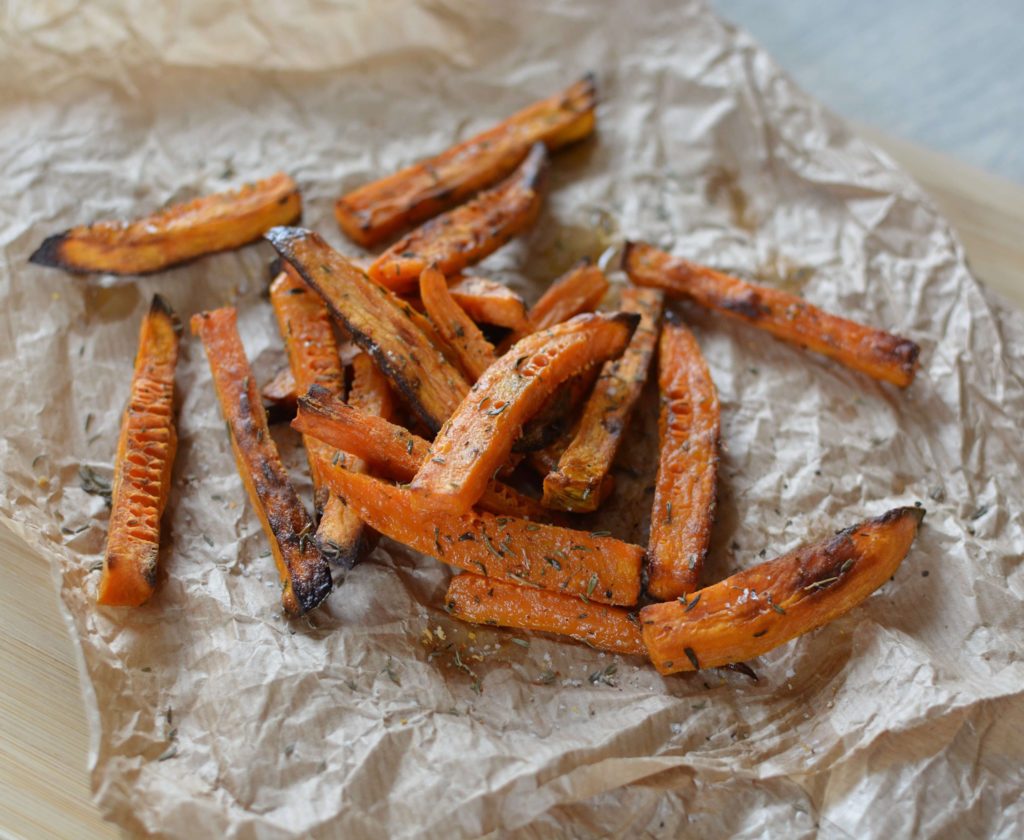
{"left": 624, "top": 241, "right": 920, "bottom": 387}
{"left": 446, "top": 574, "right": 645, "bottom": 656}
{"left": 98, "top": 295, "right": 180, "bottom": 607}
{"left": 529, "top": 260, "right": 610, "bottom": 331}
{"left": 646, "top": 318, "right": 721, "bottom": 598}
{"left": 322, "top": 468, "right": 642, "bottom": 607}
{"left": 447, "top": 275, "right": 530, "bottom": 331}
{"left": 192, "top": 307, "right": 331, "bottom": 616}
{"left": 419, "top": 266, "right": 496, "bottom": 380}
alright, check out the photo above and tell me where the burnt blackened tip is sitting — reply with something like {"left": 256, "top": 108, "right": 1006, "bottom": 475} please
{"left": 28, "top": 231, "right": 73, "bottom": 271}
{"left": 521, "top": 142, "right": 550, "bottom": 191}
{"left": 612, "top": 310, "right": 642, "bottom": 336}
{"left": 301, "top": 382, "right": 334, "bottom": 406}
{"left": 149, "top": 293, "right": 182, "bottom": 334}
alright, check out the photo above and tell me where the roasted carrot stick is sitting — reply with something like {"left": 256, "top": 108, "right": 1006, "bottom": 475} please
{"left": 645, "top": 318, "right": 720, "bottom": 599}
{"left": 529, "top": 259, "right": 610, "bottom": 331}
{"left": 334, "top": 75, "right": 595, "bottom": 247}
{"left": 624, "top": 241, "right": 920, "bottom": 387}
{"left": 517, "top": 368, "right": 600, "bottom": 455}
{"left": 410, "top": 312, "right": 639, "bottom": 514}
{"left": 319, "top": 352, "right": 399, "bottom": 567}
{"left": 367, "top": 143, "right": 549, "bottom": 292}
{"left": 446, "top": 574, "right": 645, "bottom": 656}
{"left": 97, "top": 296, "right": 180, "bottom": 607}
{"left": 447, "top": 275, "right": 530, "bottom": 331}
{"left": 641, "top": 507, "right": 925, "bottom": 674}
{"left": 192, "top": 308, "right": 331, "bottom": 616}
{"left": 419, "top": 266, "right": 497, "bottom": 380}
{"left": 265, "top": 226, "right": 469, "bottom": 434}
{"left": 322, "top": 468, "right": 643, "bottom": 606}
{"left": 293, "top": 384, "right": 548, "bottom": 521}
{"left": 543, "top": 287, "right": 664, "bottom": 512}
{"left": 30, "top": 173, "right": 301, "bottom": 276}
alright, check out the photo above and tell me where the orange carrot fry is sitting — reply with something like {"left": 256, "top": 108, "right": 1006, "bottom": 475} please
{"left": 98, "top": 295, "right": 180, "bottom": 607}
{"left": 265, "top": 226, "right": 469, "bottom": 434}
{"left": 419, "top": 266, "right": 497, "bottom": 380}
{"left": 646, "top": 318, "right": 720, "bottom": 599}
{"left": 410, "top": 312, "right": 640, "bottom": 514}
{"left": 624, "top": 241, "right": 920, "bottom": 387}
{"left": 543, "top": 287, "right": 664, "bottom": 511}
{"left": 294, "top": 384, "right": 548, "bottom": 521}
{"left": 31, "top": 173, "right": 301, "bottom": 275}
{"left": 367, "top": 143, "right": 549, "bottom": 292}
{"left": 334, "top": 75, "right": 595, "bottom": 247}
{"left": 322, "top": 468, "right": 643, "bottom": 607}
{"left": 192, "top": 308, "right": 331, "bottom": 616}
{"left": 447, "top": 275, "right": 530, "bottom": 331}
{"left": 446, "top": 574, "right": 645, "bottom": 656}
{"left": 641, "top": 507, "right": 925, "bottom": 674}
{"left": 529, "top": 260, "right": 610, "bottom": 331}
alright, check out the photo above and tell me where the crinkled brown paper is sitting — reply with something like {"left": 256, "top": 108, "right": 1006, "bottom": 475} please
{"left": 1, "top": 1, "right": 1022, "bottom": 837}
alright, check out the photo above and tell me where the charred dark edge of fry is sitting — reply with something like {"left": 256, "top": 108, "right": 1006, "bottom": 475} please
{"left": 265, "top": 226, "right": 460, "bottom": 435}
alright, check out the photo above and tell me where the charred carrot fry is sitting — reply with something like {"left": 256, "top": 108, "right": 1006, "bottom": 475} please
{"left": 446, "top": 575, "right": 645, "bottom": 656}
{"left": 97, "top": 295, "right": 180, "bottom": 607}
{"left": 517, "top": 368, "right": 600, "bottom": 455}
{"left": 293, "top": 385, "right": 548, "bottom": 521}
{"left": 646, "top": 318, "right": 720, "bottom": 598}
{"left": 419, "top": 266, "right": 496, "bottom": 380}
{"left": 367, "top": 143, "right": 549, "bottom": 292}
{"left": 30, "top": 173, "right": 301, "bottom": 276}
{"left": 641, "top": 507, "right": 925, "bottom": 674}
{"left": 262, "top": 367, "right": 298, "bottom": 417}
{"left": 543, "top": 287, "right": 664, "bottom": 511}
{"left": 323, "top": 468, "right": 642, "bottom": 606}
{"left": 335, "top": 75, "right": 595, "bottom": 247}
{"left": 447, "top": 275, "right": 530, "bottom": 331}
{"left": 411, "top": 312, "right": 639, "bottom": 514}
{"left": 265, "top": 227, "right": 469, "bottom": 434}
{"left": 192, "top": 308, "right": 331, "bottom": 616}
{"left": 318, "top": 353, "right": 399, "bottom": 567}
{"left": 528, "top": 259, "right": 610, "bottom": 331}
{"left": 624, "top": 241, "right": 920, "bottom": 387}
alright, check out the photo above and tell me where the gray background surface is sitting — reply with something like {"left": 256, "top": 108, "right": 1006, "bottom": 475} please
{"left": 712, "top": 0, "right": 1024, "bottom": 182}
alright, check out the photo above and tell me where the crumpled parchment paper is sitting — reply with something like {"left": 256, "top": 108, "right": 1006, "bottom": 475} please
{"left": 1, "top": 1, "right": 1022, "bottom": 837}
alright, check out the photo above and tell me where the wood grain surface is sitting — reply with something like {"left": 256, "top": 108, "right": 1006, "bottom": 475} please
{"left": 1, "top": 133, "right": 1022, "bottom": 839}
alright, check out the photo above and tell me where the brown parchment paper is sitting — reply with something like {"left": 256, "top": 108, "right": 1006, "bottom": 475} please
{"left": 1, "top": 1, "right": 1023, "bottom": 837}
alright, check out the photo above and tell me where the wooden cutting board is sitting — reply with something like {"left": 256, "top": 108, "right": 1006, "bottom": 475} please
{"left": 1, "top": 132, "right": 1022, "bottom": 840}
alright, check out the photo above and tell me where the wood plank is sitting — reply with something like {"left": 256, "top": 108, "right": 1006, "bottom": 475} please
{"left": 0, "top": 130, "right": 1021, "bottom": 838}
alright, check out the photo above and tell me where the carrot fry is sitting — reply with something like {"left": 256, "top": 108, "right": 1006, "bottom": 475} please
{"left": 322, "top": 468, "right": 642, "bottom": 607}
{"left": 410, "top": 312, "right": 640, "bottom": 514}
{"left": 265, "top": 226, "right": 469, "bottom": 434}
{"left": 367, "top": 143, "right": 549, "bottom": 292}
{"left": 517, "top": 368, "right": 600, "bottom": 454}
{"left": 641, "top": 507, "right": 925, "bottom": 674}
{"left": 446, "top": 574, "right": 645, "bottom": 656}
{"left": 192, "top": 308, "right": 331, "bottom": 616}
{"left": 293, "top": 384, "right": 548, "bottom": 521}
{"left": 528, "top": 259, "right": 610, "bottom": 331}
{"left": 447, "top": 275, "right": 530, "bottom": 331}
{"left": 30, "top": 173, "right": 301, "bottom": 275}
{"left": 543, "top": 287, "right": 664, "bottom": 511}
{"left": 645, "top": 318, "right": 720, "bottom": 598}
{"left": 419, "top": 266, "right": 496, "bottom": 380}
{"left": 624, "top": 241, "right": 920, "bottom": 387}
{"left": 98, "top": 296, "right": 180, "bottom": 606}
{"left": 334, "top": 75, "right": 595, "bottom": 247}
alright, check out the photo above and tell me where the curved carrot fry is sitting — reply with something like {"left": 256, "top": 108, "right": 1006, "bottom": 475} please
{"left": 446, "top": 574, "right": 645, "bottom": 656}
{"left": 528, "top": 259, "right": 610, "bottom": 331}
{"left": 322, "top": 468, "right": 642, "bottom": 607}
{"left": 98, "top": 295, "right": 180, "bottom": 607}
{"left": 641, "top": 507, "right": 925, "bottom": 674}
{"left": 192, "top": 308, "right": 331, "bottom": 616}
{"left": 367, "top": 143, "right": 549, "bottom": 292}
{"left": 624, "top": 241, "right": 920, "bottom": 387}
{"left": 265, "top": 226, "right": 469, "bottom": 434}
{"left": 419, "top": 266, "right": 496, "bottom": 380}
{"left": 293, "top": 385, "right": 548, "bottom": 521}
{"left": 335, "top": 75, "right": 595, "bottom": 247}
{"left": 646, "top": 318, "right": 720, "bottom": 598}
{"left": 447, "top": 275, "right": 530, "bottom": 331}
{"left": 543, "top": 287, "right": 664, "bottom": 511}
{"left": 30, "top": 173, "right": 301, "bottom": 275}
{"left": 410, "top": 312, "right": 640, "bottom": 514}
